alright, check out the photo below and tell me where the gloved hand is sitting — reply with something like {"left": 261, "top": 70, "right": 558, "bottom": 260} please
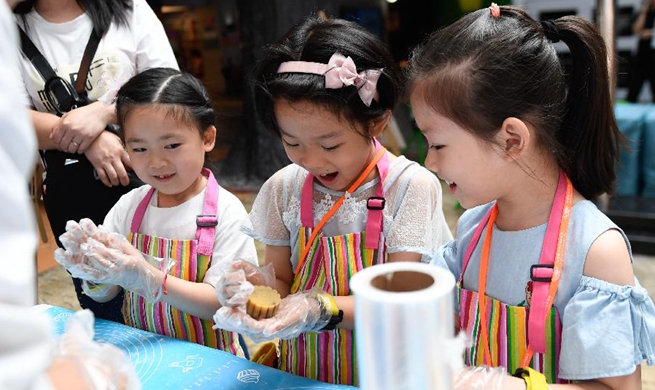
{"left": 50, "top": 309, "right": 140, "bottom": 390}
{"left": 55, "top": 219, "right": 114, "bottom": 278}
{"left": 452, "top": 365, "right": 508, "bottom": 389}
{"left": 54, "top": 218, "right": 174, "bottom": 302}
{"left": 214, "top": 260, "right": 276, "bottom": 307}
{"left": 213, "top": 289, "right": 334, "bottom": 343}
{"left": 78, "top": 236, "right": 174, "bottom": 302}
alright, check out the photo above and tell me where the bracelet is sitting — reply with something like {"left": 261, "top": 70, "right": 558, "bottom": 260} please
{"left": 513, "top": 367, "right": 549, "bottom": 390}
{"left": 162, "top": 273, "right": 169, "bottom": 296}
{"left": 315, "top": 292, "right": 343, "bottom": 331}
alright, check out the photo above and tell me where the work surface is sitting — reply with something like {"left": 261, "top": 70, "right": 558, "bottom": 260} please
{"left": 42, "top": 305, "right": 356, "bottom": 390}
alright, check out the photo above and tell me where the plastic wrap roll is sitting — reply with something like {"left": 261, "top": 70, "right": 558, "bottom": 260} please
{"left": 350, "top": 262, "right": 456, "bottom": 390}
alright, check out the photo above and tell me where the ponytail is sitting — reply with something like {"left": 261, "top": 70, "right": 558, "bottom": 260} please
{"left": 552, "top": 17, "right": 622, "bottom": 199}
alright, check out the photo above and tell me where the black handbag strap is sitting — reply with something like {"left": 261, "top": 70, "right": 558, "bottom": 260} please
{"left": 18, "top": 25, "right": 101, "bottom": 98}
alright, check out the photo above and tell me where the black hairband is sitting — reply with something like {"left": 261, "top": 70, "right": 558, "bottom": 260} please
{"left": 541, "top": 20, "right": 560, "bottom": 43}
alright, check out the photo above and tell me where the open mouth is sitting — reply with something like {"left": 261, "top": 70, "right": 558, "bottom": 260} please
{"left": 317, "top": 172, "right": 338, "bottom": 183}
{"left": 444, "top": 179, "right": 457, "bottom": 194}
{"left": 154, "top": 173, "right": 175, "bottom": 180}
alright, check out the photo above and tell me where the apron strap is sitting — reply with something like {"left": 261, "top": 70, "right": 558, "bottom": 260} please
{"left": 301, "top": 173, "right": 315, "bottom": 228}
{"left": 130, "top": 187, "right": 156, "bottom": 232}
{"left": 195, "top": 168, "right": 219, "bottom": 257}
{"left": 459, "top": 205, "right": 494, "bottom": 283}
{"left": 130, "top": 168, "right": 219, "bottom": 257}
{"left": 364, "top": 143, "right": 390, "bottom": 249}
{"left": 527, "top": 171, "right": 571, "bottom": 356}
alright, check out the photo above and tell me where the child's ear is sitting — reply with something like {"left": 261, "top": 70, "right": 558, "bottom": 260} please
{"left": 498, "top": 117, "right": 530, "bottom": 159}
{"left": 369, "top": 110, "right": 393, "bottom": 138}
{"left": 203, "top": 125, "right": 217, "bottom": 152}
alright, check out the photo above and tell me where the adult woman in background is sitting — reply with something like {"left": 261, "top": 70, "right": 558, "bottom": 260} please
{"left": 627, "top": 0, "right": 655, "bottom": 102}
{"left": 14, "top": 0, "right": 178, "bottom": 322}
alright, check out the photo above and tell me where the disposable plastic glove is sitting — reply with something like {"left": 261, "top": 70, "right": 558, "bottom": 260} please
{"left": 55, "top": 219, "right": 122, "bottom": 301}
{"left": 77, "top": 235, "right": 174, "bottom": 302}
{"left": 51, "top": 309, "right": 140, "bottom": 390}
{"left": 214, "top": 260, "right": 276, "bottom": 307}
{"left": 55, "top": 219, "right": 113, "bottom": 277}
{"left": 452, "top": 365, "right": 508, "bottom": 389}
{"left": 213, "top": 289, "right": 333, "bottom": 343}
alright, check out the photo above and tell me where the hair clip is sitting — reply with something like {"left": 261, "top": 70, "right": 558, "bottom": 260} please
{"left": 490, "top": 3, "right": 500, "bottom": 18}
{"left": 277, "top": 53, "right": 381, "bottom": 106}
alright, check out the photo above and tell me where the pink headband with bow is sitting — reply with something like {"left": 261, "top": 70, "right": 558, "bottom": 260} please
{"left": 276, "top": 53, "right": 382, "bottom": 106}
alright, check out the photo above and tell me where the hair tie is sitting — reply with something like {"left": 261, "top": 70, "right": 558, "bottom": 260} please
{"left": 490, "top": 3, "right": 500, "bottom": 18}
{"left": 276, "top": 52, "right": 382, "bottom": 106}
{"left": 541, "top": 20, "right": 560, "bottom": 43}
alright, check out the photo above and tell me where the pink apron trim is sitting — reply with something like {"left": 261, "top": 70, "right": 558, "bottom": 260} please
{"left": 300, "top": 139, "right": 390, "bottom": 249}
{"left": 460, "top": 170, "right": 568, "bottom": 354}
{"left": 130, "top": 168, "right": 219, "bottom": 258}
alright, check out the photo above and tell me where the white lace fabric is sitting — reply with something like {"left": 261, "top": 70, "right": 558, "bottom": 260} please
{"left": 243, "top": 156, "right": 453, "bottom": 268}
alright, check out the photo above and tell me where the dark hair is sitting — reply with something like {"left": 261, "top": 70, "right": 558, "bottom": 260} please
{"left": 252, "top": 15, "right": 401, "bottom": 139}
{"left": 14, "top": 0, "right": 132, "bottom": 37}
{"left": 406, "top": 6, "right": 622, "bottom": 200}
{"left": 115, "top": 67, "right": 215, "bottom": 141}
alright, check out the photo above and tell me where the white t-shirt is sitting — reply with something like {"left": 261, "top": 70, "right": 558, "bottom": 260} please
{"left": 103, "top": 184, "right": 259, "bottom": 286}
{"left": 16, "top": 0, "right": 178, "bottom": 112}
{"left": 0, "top": 2, "right": 53, "bottom": 389}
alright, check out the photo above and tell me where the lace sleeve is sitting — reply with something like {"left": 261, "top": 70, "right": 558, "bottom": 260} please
{"left": 385, "top": 167, "right": 452, "bottom": 262}
{"left": 243, "top": 167, "right": 294, "bottom": 246}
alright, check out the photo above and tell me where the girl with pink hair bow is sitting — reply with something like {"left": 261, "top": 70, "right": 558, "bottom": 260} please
{"left": 212, "top": 14, "right": 453, "bottom": 386}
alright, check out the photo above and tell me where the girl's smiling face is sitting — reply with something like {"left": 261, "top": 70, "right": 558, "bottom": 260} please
{"left": 410, "top": 96, "right": 508, "bottom": 209}
{"left": 123, "top": 105, "right": 216, "bottom": 207}
{"left": 274, "top": 99, "right": 382, "bottom": 191}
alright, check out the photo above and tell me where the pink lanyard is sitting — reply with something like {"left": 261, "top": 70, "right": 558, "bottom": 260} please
{"left": 460, "top": 170, "right": 573, "bottom": 364}
{"left": 300, "top": 138, "right": 390, "bottom": 250}
{"left": 130, "top": 167, "right": 219, "bottom": 257}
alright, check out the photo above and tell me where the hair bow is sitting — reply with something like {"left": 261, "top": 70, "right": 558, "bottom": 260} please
{"left": 324, "top": 53, "right": 381, "bottom": 106}
{"left": 276, "top": 52, "right": 382, "bottom": 106}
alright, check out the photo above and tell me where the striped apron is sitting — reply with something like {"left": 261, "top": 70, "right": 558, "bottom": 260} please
{"left": 458, "top": 171, "right": 573, "bottom": 383}
{"left": 279, "top": 145, "right": 390, "bottom": 385}
{"left": 122, "top": 168, "right": 245, "bottom": 357}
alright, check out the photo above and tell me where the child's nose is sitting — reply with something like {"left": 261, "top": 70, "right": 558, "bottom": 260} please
{"left": 299, "top": 152, "right": 324, "bottom": 172}
{"left": 424, "top": 153, "right": 438, "bottom": 173}
{"left": 148, "top": 154, "right": 168, "bottom": 169}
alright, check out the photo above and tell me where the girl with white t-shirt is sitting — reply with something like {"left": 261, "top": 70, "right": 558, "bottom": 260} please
{"left": 14, "top": 0, "right": 178, "bottom": 323}
{"left": 54, "top": 68, "right": 258, "bottom": 357}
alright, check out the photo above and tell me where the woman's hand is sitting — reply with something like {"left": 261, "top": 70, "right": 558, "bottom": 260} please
{"left": 84, "top": 131, "right": 131, "bottom": 187}
{"left": 50, "top": 101, "right": 116, "bottom": 154}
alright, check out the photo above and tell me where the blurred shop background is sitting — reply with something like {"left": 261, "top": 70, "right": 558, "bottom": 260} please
{"left": 81, "top": 0, "right": 655, "bottom": 255}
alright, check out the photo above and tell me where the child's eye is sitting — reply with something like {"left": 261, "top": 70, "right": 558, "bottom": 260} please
{"left": 322, "top": 144, "right": 340, "bottom": 151}
{"left": 430, "top": 144, "right": 445, "bottom": 150}
{"left": 165, "top": 143, "right": 181, "bottom": 150}
{"left": 282, "top": 139, "right": 299, "bottom": 148}
{"left": 131, "top": 147, "right": 146, "bottom": 153}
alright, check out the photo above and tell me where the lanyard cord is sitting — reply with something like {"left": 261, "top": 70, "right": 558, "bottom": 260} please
{"left": 294, "top": 146, "right": 387, "bottom": 276}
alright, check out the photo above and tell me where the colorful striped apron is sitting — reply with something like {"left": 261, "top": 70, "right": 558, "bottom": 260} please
{"left": 458, "top": 171, "right": 573, "bottom": 383}
{"left": 122, "top": 168, "right": 245, "bottom": 357}
{"left": 279, "top": 142, "right": 390, "bottom": 385}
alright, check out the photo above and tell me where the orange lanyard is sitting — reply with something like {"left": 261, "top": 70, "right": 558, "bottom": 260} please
{"left": 294, "top": 146, "right": 388, "bottom": 275}
{"left": 477, "top": 175, "right": 573, "bottom": 367}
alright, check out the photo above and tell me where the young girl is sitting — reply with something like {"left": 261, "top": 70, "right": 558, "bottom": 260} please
{"left": 15, "top": 0, "right": 179, "bottom": 323}
{"left": 55, "top": 67, "right": 258, "bottom": 357}
{"left": 212, "top": 15, "right": 453, "bottom": 385}
{"left": 407, "top": 4, "right": 655, "bottom": 389}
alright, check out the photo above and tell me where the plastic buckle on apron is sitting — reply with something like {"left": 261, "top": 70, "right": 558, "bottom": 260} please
{"left": 196, "top": 214, "right": 218, "bottom": 227}
{"left": 530, "top": 264, "right": 554, "bottom": 282}
{"left": 366, "top": 196, "right": 385, "bottom": 210}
